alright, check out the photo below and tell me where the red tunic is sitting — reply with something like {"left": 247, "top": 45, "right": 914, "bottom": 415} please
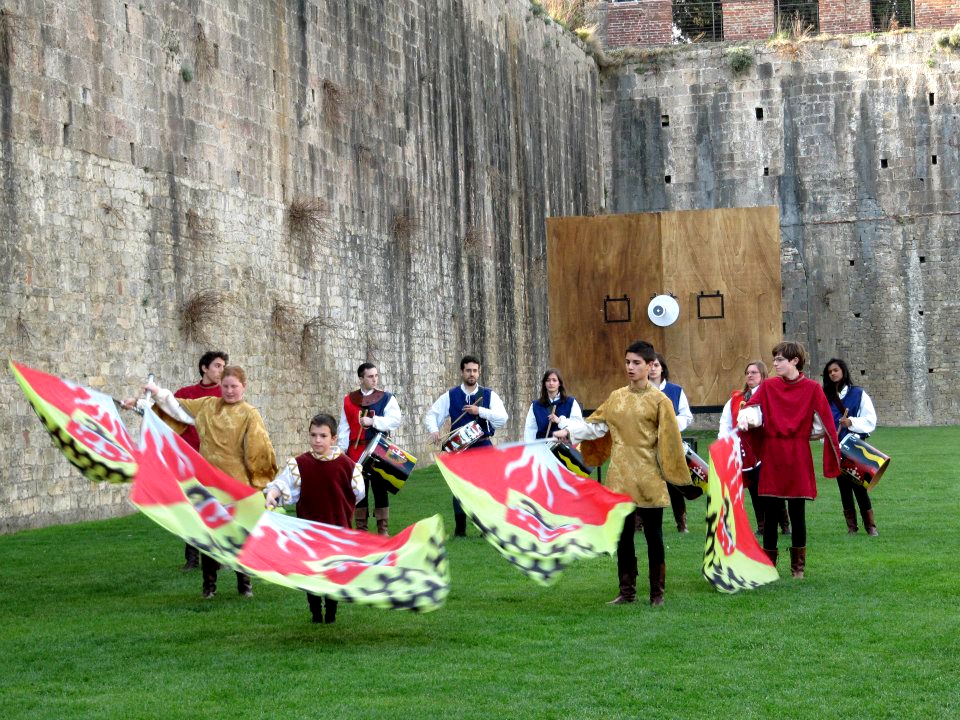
{"left": 294, "top": 452, "right": 357, "bottom": 528}
{"left": 743, "top": 374, "right": 841, "bottom": 499}
{"left": 173, "top": 381, "right": 222, "bottom": 450}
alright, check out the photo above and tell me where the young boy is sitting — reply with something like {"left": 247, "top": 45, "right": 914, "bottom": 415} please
{"left": 264, "top": 414, "right": 365, "bottom": 624}
{"left": 554, "top": 340, "right": 691, "bottom": 606}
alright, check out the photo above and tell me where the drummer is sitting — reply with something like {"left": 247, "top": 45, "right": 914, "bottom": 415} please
{"left": 425, "top": 355, "right": 508, "bottom": 537}
{"left": 337, "top": 362, "right": 402, "bottom": 536}
{"left": 523, "top": 368, "right": 583, "bottom": 442}
{"left": 821, "top": 358, "right": 879, "bottom": 536}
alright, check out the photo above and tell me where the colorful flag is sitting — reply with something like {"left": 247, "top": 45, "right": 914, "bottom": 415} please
{"left": 133, "top": 408, "right": 449, "bottom": 611}
{"left": 238, "top": 513, "right": 449, "bottom": 612}
{"left": 702, "top": 435, "right": 779, "bottom": 593}
{"left": 10, "top": 361, "right": 138, "bottom": 484}
{"left": 131, "top": 408, "right": 266, "bottom": 567}
{"left": 436, "top": 442, "right": 635, "bottom": 586}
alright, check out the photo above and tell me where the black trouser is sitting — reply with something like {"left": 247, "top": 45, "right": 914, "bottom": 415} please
{"left": 666, "top": 484, "right": 686, "bottom": 524}
{"left": 618, "top": 508, "right": 665, "bottom": 576}
{"left": 356, "top": 474, "right": 390, "bottom": 510}
{"left": 837, "top": 478, "right": 872, "bottom": 515}
{"left": 307, "top": 593, "right": 338, "bottom": 623}
{"left": 762, "top": 498, "right": 806, "bottom": 549}
{"left": 743, "top": 468, "right": 763, "bottom": 530}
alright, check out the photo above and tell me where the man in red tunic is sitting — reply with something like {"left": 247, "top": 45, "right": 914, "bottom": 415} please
{"left": 739, "top": 341, "right": 841, "bottom": 579}
{"left": 337, "top": 363, "right": 402, "bottom": 535}
{"left": 173, "top": 350, "right": 228, "bottom": 569}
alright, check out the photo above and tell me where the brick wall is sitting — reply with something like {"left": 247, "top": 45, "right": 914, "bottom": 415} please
{"left": 916, "top": 0, "right": 960, "bottom": 27}
{"left": 596, "top": 1, "right": 672, "bottom": 48}
{"left": 722, "top": 1, "right": 774, "bottom": 40}
{"left": 601, "top": 0, "right": 960, "bottom": 46}
{"left": 820, "top": 0, "right": 872, "bottom": 33}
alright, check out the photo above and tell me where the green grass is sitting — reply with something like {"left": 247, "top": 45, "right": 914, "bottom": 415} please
{"left": 1, "top": 427, "right": 958, "bottom": 719}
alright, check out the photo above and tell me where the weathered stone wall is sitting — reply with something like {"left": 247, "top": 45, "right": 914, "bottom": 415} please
{"left": 601, "top": 33, "right": 960, "bottom": 427}
{"left": 0, "top": 0, "right": 604, "bottom": 532}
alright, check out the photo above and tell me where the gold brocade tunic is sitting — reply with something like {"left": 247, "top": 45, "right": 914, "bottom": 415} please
{"left": 165, "top": 397, "right": 279, "bottom": 490}
{"left": 585, "top": 384, "right": 691, "bottom": 508}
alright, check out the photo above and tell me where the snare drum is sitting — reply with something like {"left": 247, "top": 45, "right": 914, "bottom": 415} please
{"left": 671, "top": 441, "right": 707, "bottom": 500}
{"left": 548, "top": 441, "right": 595, "bottom": 478}
{"left": 358, "top": 433, "right": 418, "bottom": 494}
{"left": 442, "top": 421, "right": 485, "bottom": 453}
{"left": 839, "top": 434, "right": 891, "bottom": 490}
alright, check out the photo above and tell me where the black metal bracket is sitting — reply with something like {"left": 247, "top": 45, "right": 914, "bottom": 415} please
{"left": 696, "top": 291, "right": 724, "bottom": 320}
{"left": 603, "top": 294, "right": 631, "bottom": 323}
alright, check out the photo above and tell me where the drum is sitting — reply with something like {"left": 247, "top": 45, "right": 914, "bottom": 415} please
{"left": 358, "top": 433, "right": 418, "bottom": 494}
{"left": 442, "top": 421, "right": 485, "bottom": 453}
{"left": 671, "top": 441, "right": 708, "bottom": 500}
{"left": 839, "top": 434, "right": 891, "bottom": 490}
{"left": 548, "top": 441, "right": 595, "bottom": 478}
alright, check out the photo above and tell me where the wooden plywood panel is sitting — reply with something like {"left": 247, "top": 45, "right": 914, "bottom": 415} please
{"left": 660, "top": 207, "right": 781, "bottom": 406}
{"left": 546, "top": 214, "right": 664, "bottom": 409}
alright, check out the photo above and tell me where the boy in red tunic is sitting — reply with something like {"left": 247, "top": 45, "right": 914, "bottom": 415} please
{"left": 264, "top": 414, "right": 364, "bottom": 624}
{"left": 738, "top": 341, "right": 841, "bottom": 578}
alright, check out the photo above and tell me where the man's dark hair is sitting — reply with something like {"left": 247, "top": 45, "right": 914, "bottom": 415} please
{"left": 625, "top": 340, "right": 656, "bottom": 362}
{"left": 460, "top": 354, "right": 481, "bottom": 370}
{"left": 309, "top": 413, "right": 338, "bottom": 436}
{"left": 357, "top": 362, "right": 377, "bottom": 378}
{"left": 198, "top": 350, "right": 229, "bottom": 377}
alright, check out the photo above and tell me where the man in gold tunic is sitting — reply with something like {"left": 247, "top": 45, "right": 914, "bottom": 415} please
{"left": 141, "top": 366, "right": 278, "bottom": 599}
{"left": 555, "top": 340, "right": 690, "bottom": 606}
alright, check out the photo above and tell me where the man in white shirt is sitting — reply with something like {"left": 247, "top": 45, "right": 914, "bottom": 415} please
{"left": 424, "top": 355, "right": 508, "bottom": 536}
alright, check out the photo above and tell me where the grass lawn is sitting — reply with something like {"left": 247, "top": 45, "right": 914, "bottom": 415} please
{"left": 1, "top": 427, "right": 958, "bottom": 720}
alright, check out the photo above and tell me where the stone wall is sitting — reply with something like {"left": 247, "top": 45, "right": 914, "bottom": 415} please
{"left": 601, "top": 33, "right": 960, "bottom": 427}
{"left": 0, "top": 0, "right": 604, "bottom": 532}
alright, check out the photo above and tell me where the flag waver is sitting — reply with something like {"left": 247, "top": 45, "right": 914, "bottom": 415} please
{"left": 10, "top": 360, "right": 138, "bottom": 484}
{"left": 12, "top": 362, "right": 450, "bottom": 612}
{"left": 702, "top": 435, "right": 779, "bottom": 593}
{"left": 436, "top": 442, "right": 634, "bottom": 586}
{"left": 133, "top": 408, "right": 449, "bottom": 611}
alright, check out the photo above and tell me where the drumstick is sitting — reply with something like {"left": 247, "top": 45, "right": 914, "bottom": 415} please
{"left": 353, "top": 410, "right": 366, "bottom": 450}
{"left": 440, "top": 411, "right": 469, "bottom": 444}
{"left": 545, "top": 419, "right": 553, "bottom": 438}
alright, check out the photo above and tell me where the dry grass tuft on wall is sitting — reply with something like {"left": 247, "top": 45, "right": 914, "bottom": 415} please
{"left": 287, "top": 197, "right": 329, "bottom": 236}
{"left": 270, "top": 301, "right": 299, "bottom": 342}
{"left": 194, "top": 22, "right": 215, "bottom": 80}
{"left": 391, "top": 211, "right": 418, "bottom": 247}
{"left": 322, "top": 79, "right": 344, "bottom": 125}
{"left": 179, "top": 290, "right": 225, "bottom": 343}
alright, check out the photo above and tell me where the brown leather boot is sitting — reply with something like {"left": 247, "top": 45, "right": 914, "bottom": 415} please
{"left": 182, "top": 543, "right": 199, "bottom": 571}
{"left": 763, "top": 547, "right": 778, "bottom": 566}
{"left": 607, "top": 571, "right": 637, "bottom": 605}
{"left": 843, "top": 509, "right": 859, "bottom": 534}
{"left": 237, "top": 572, "right": 253, "bottom": 598}
{"left": 634, "top": 512, "right": 644, "bottom": 533}
{"left": 201, "top": 554, "right": 219, "bottom": 598}
{"left": 790, "top": 547, "right": 806, "bottom": 579}
{"left": 779, "top": 507, "right": 791, "bottom": 535}
{"left": 354, "top": 507, "right": 369, "bottom": 532}
{"left": 649, "top": 563, "right": 666, "bottom": 606}
{"left": 863, "top": 509, "right": 878, "bottom": 536}
{"left": 676, "top": 511, "right": 688, "bottom": 534}
{"left": 375, "top": 507, "right": 390, "bottom": 537}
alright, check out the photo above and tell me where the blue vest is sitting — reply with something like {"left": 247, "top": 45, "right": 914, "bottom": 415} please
{"left": 449, "top": 386, "right": 495, "bottom": 439}
{"left": 531, "top": 396, "right": 575, "bottom": 439}
{"left": 831, "top": 385, "right": 865, "bottom": 440}
{"left": 661, "top": 382, "right": 683, "bottom": 414}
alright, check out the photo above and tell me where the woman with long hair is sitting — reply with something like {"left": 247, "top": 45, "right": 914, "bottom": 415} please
{"left": 822, "top": 358, "right": 879, "bottom": 535}
{"left": 523, "top": 368, "right": 583, "bottom": 442}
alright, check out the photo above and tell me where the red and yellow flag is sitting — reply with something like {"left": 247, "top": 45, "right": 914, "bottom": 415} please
{"left": 10, "top": 360, "right": 137, "bottom": 484}
{"left": 132, "top": 408, "right": 450, "bottom": 611}
{"left": 436, "top": 442, "right": 634, "bottom": 586}
{"left": 702, "top": 436, "right": 779, "bottom": 592}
